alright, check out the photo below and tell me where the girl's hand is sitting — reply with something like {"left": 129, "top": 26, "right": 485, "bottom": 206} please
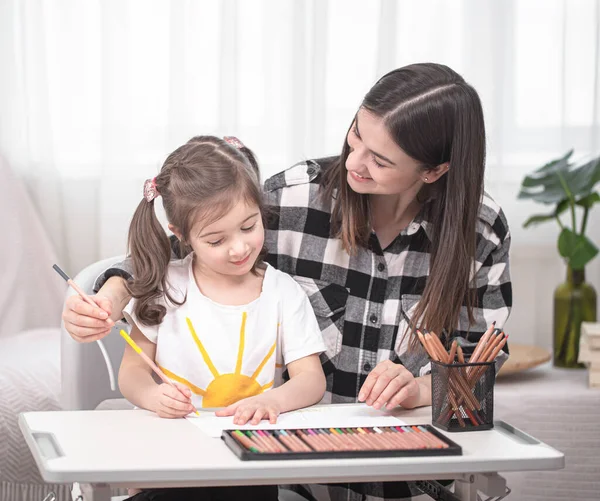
{"left": 148, "top": 382, "right": 195, "bottom": 419}
{"left": 62, "top": 294, "right": 115, "bottom": 343}
{"left": 357, "top": 360, "right": 421, "bottom": 410}
{"left": 215, "top": 394, "right": 281, "bottom": 425}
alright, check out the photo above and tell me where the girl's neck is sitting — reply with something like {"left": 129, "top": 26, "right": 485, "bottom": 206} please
{"left": 192, "top": 257, "right": 265, "bottom": 306}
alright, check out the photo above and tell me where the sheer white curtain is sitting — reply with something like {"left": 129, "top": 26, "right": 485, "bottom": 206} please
{"left": 1, "top": 0, "right": 600, "bottom": 275}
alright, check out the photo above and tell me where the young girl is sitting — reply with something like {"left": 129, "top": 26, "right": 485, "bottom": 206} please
{"left": 119, "top": 135, "right": 326, "bottom": 501}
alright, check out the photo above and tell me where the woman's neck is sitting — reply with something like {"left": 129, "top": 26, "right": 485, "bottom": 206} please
{"left": 370, "top": 193, "right": 421, "bottom": 228}
{"left": 369, "top": 193, "right": 422, "bottom": 249}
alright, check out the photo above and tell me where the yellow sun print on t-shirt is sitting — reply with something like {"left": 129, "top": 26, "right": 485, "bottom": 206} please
{"left": 159, "top": 313, "right": 278, "bottom": 408}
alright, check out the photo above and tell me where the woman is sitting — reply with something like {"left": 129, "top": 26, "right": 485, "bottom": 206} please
{"left": 63, "top": 63, "right": 511, "bottom": 501}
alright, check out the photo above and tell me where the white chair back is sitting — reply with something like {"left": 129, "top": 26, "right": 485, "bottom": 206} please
{"left": 60, "top": 256, "right": 128, "bottom": 410}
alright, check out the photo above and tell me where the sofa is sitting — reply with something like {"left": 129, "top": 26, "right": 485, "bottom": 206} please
{"left": 0, "top": 154, "right": 68, "bottom": 501}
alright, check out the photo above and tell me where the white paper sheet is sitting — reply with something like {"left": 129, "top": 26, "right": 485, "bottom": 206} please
{"left": 186, "top": 404, "right": 407, "bottom": 438}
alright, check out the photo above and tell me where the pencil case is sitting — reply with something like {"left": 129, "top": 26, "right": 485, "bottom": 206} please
{"left": 221, "top": 425, "right": 462, "bottom": 460}
{"left": 431, "top": 360, "right": 495, "bottom": 432}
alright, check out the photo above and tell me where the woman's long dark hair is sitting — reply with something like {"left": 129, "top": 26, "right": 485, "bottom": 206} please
{"left": 321, "top": 63, "right": 486, "bottom": 338}
{"left": 127, "top": 136, "right": 264, "bottom": 326}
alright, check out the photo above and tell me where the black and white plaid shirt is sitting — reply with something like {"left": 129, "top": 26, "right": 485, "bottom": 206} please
{"left": 263, "top": 157, "right": 512, "bottom": 501}
{"left": 96, "top": 157, "right": 512, "bottom": 501}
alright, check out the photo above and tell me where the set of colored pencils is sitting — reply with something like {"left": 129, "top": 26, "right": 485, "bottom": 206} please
{"left": 229, "top": 426, "right": 449, "bottom": 454}
{"left": 417, "top": 323, "right": 507, "bottom": 428}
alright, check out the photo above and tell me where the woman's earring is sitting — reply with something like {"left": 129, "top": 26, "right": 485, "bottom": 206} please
{"left": 424, "top": 177, "right": 429, "bottom": 182}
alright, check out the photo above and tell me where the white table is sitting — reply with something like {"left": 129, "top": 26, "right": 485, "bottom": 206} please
{"left": 19, "top": 404, "right": 564, "bottom": 501}
{"left": 496, "top": 364, "right": 600, "bottom": 501}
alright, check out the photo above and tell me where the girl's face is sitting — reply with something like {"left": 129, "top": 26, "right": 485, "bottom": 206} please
{"left": 183, "top": 200, "right": 264, "bottom": 278}
{"left": 345, "top": 108, "right": 426, "bottom": 197}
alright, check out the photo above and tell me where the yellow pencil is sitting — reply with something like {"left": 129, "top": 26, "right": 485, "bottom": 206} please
{"left": 119, "top": 329, "right": 200, "bottom": 416}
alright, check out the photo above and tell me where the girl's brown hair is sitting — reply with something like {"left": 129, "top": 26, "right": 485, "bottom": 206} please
{"left": 127, "top": 135, "right": 263, "bottom": 326}
{"left": 321, "top": 63, "right": 486, "bottom": 338}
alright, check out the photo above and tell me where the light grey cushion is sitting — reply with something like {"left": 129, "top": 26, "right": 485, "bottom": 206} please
{"left": 0, "top": 328, "right": 71, "bottom": 501}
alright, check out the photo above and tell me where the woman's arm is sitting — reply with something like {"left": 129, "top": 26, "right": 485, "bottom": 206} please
{"left": 401, "top": 374, "right": 431, "bottom": 409}
{"left": 100, "top": 276, "right": 133, "bottom": 322}
{"left": 458, "top": 202, "right": 512, "bottom": 342}
{"left": 119, "top": 325, "right": 194, "bottom": 418}
{"left": 62, "top": 275, "right": 132, "bottom": 342}
{"left": 93, "top": 236, "right": 187, "bottom": 292}
{"left": 358, "top": 360, "right": 431, "bottom": 410}
{"left": 360, "top": 204, "right": 512, "bottom": 411}
{"left": 65, "top": 236, "right": 189, "bottom": 343}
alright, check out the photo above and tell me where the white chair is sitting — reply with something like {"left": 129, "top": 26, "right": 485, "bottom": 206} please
{"left": 60, "top": 257, "right": 305, "bottom": 501}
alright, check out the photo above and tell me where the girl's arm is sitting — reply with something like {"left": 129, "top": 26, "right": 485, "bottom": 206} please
{"left": 118, "top": 325, "right": 158, "bottom": 408}
{"left": 215, "top": 353, "right": 326, "bottom": 424}
{"left": 264, "top": 353, "right": 326, "bottom": 412}
{"left": 119, "top": 325, "right": 194, "bottom": 418}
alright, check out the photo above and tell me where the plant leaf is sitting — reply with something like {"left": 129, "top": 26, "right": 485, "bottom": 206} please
{"left": 565, "top": 158, "right": 600, "bottom": 197}
{"left": 576, "top": 191, "right": 600, "bottom": 209}
{"left": 556, "top": 198, "right": 570, "bottom": 214}
{"left": 518, "top": 155, "right": 600, "bottom": 204}
{"left": 518, "top": 182, "right": 571, "bottom": 204}
{"left": 522, "top": 199, "right": 569, "bottom": 228}
{"left": 518, "top": 173, "right": 574, "bottom": 204}
{"left": 537, "top": 150, "right": 574, "bottom": 173}
{"left": 557, "top": 228, "right": 599, "bottom": 269}
{"left": 523, "top": 213, "right": 556, "bottom": 228}
{"left": 519, "top": 150, "right": 573, "bottom": 190}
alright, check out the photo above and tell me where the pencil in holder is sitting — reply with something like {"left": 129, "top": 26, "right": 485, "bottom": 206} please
{"left": 431, "top": 360, "right": 495, "bottom": 432}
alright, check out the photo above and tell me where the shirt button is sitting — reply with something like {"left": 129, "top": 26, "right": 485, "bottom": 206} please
{"left": 307, "top": 166, "right": 315, "bottom": 175}
{"left": 363, "top": 362, "right": 371, "bottom": 372}
{"left": 377, "top": 262, "right": 385, "bottom": 272}
{"left": 370, "top": 314, "right": 378, "bottom": 324}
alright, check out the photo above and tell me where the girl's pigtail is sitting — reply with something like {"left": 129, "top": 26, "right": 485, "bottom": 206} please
{"left": 239, "top": 146, "right": 260, "bottom": 184}
{"left": 126, "top": 192, "right": 173, "bottom": 326}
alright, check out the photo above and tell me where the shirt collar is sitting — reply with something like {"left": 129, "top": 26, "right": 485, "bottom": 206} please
{"left": 404, "top": 205, "right": 433, "bottom": 241}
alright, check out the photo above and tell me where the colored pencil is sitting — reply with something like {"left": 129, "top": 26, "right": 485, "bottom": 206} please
{"left": 53, "top": 264, "right": 103, "bottom": 311}
{"left": 227, "top": 426, "right": 456, "bottom": 456}
{"left": 417, "top": 322, "right": 506, "bottom": 428}
{"left": 232, "top": 430, "right": 260, "bottom": 453}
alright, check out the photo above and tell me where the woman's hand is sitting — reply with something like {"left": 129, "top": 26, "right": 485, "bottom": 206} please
{"left": 62, "top": 294, "right": 115, "bottom": 343}
{"left": 62, "top": 276, "right": 131, "bottom": 343}
{"left": 148, "top": 382, "right": 195, "bottom": 419}
{"left": 215, "top": 394, "right": 282, "bottom": 425}
{"left": 358, "top": 360, "right": 426, "bottom": 410}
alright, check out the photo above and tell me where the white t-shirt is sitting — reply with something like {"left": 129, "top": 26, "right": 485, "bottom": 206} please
{"left": 123, "top": 254, "right": 326, "bottom": 409}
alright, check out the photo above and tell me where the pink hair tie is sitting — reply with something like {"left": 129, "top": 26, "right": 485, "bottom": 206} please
{"left": 224, "top": 136, "right": 244, "bottom": 149}
{"left": 143, "top": 177, "right": 160, "bottom": 202}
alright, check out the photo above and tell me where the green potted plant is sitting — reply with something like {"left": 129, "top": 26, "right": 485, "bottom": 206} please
{"left": 518, "top": 150, "right": 600, "bottom": 368}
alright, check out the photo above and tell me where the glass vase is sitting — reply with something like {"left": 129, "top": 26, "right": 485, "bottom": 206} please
{"left": 553, "top": 266, "right": 597, "bottom": 368}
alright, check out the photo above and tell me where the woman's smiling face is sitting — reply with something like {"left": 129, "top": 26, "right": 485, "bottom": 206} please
{"left": 345, "top": 107, "right": 426, "bottom": 196}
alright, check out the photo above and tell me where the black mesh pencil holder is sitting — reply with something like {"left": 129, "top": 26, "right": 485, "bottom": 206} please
{"left": 431, "top": 360, "right": 495, "bottom": 432}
